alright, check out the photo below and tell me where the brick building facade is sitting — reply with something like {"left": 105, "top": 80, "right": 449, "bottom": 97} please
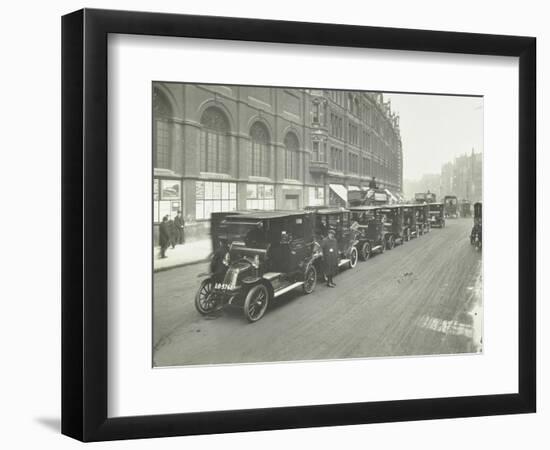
{"left": 153, "top": 83, "right": 403, "bottom": 240}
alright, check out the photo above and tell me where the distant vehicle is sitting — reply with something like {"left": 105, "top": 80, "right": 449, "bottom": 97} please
{"left": 428, "top": 202, "right": 446, "bottom": 228}
{"left": 414, "top": 192, "right": 437, "bottom": 203}
{"left": 443, "top": 195, "right": 458, "bottom": 218}
{"left": 195, "top": 210, "right": 320, "bottom": 322}
{"left": 377, "top": 205, "right": 406, "bottom": 249}
{"left": 348, "top": 188, "right": 389, "bottom": 207}
{"left": 310, "top": 207, "right": 359, "bottom": 270}
{"left": 460, "top": 201, "right": 472, "bottom": 218}
{"left": 403, "top": 204, "right": 420, "bottom": 240}
{"left": 415, "top": 203, "right": 431, "bottom": 234}
{"left": 470, "top": 202, "right": 482, "bottom": 250}
{"left": 349, "top": 206, "right": 386, "bottom": 260}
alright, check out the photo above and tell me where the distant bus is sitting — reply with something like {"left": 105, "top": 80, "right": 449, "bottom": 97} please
{"left": 348, "top": 188, "right": 389, "bottom": 207}
{"left": 414, "top": 192, "right": 436, "bottom": 203}
{"left": 443, "top": 195, "right": 458, "bottom": 218}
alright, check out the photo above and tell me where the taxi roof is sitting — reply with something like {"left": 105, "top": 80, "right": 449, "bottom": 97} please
{"left": 311, "top": 207, "right": 349, "bottom": 215}
{"left": 224, "top": 210, "right": 310, "bottom": 220}
{"left": 347, "top": 205, "right": 380, "bottom": 211}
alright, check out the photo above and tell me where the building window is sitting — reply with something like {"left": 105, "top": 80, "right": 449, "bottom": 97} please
{"left": 284, "top": 132, "right": 300, "bottom": 180}
{"left": 308, "top": 186, "right": 325, "bottom": 207}
{"left": 348, "top": 123, "right": 358, "bottom": 146}
{"left": 200, "top": 107, "right": 230, "bottom": 174}
{"left": 330, "top": 147, "right": 343, "bottom": 172}
{"left": 249, "top": 122, "right": 270, "bottom": 177}
{"left": 153, "top": 88, "right": 172, "bottom": 169}
{"left": 153, "top": 178, "right": 182, "bottom": 223}
{"left": 330, "top": 113, "right": 344, "bottom": 139}
{"left": 195, "top": 181, "right": 237, "bottom": 220}
{"left": 348, "top": 153, "right": 359, "bottom": 174}
{"left": 312, "top": 140, "right": 326, "bottom": 162}
{"left": 247, "top": 183, "right": 275, "bottom": 210}
{"left": 362, "top": 157, "right": 371, "bottom": 177}
{"left": 312, "top": 101, "right": 320, "bottom": 124}
{"left": 312, "top": 141, "right": 320, "bottom": 160}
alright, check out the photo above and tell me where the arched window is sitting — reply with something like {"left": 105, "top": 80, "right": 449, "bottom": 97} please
{"left": 200, "top": 107, "right": 230, "bottom": 173}
{"left": 153, "top": 88, "right": 172, "bottom": 169}
{"left": 249, "top": 122, "right": 270, "bottom": 177}
{"left": 284, "top": 132, "right": 300, "bottom": 180}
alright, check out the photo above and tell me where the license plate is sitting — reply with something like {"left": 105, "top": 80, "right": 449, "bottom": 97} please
{"left": 215, "top": 283, "right": 232, "bottom": 290}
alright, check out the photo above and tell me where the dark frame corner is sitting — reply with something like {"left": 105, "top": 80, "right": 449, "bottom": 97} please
{"left": 62, "top": 8, "right": 536, "bottom": 442}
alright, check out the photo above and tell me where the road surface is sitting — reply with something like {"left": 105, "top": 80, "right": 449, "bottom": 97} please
{"left": 153, "top": 218, "right": 482, "bottom": 367}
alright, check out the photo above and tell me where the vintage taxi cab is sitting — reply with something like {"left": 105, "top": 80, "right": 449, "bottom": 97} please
{"left": 377, "top": 205, "right": 406, "bottom": 249}
{"left": 309, "top": 207, "right": 359, "bottom": 270}
{"left": 195, "top": 211, "right": 320, "bottom": 322}
{"left": 470, "top": 202, "right": 482, "bottom": 250}
{"left": 443, "top": 195, "right": 458, "bottom": 218}
{"left": 349, "top": 205, "right": 386, "bottom": 260}
{"left": 403, "top": 204, "right": 420, "bottom": 240}
{"left": 428, "top": 202, "right": 446, "bottom": 228}
{"left": 415, "top": 203, "right": 431, "bottom": 235}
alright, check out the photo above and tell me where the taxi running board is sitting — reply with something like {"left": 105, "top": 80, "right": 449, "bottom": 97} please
{"left": 372, "top": 245, "right": 382, "bottom": 252}
{"left": 338, "top": 259, "right": 350, "bottom": 267}
{"left": 273, "top": 281, "right": 304, "bottom": 298}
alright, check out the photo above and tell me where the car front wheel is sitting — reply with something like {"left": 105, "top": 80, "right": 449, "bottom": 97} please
{"left": 360, "top": 241, "right": 371, "bottom": 261}
{"left": 244, "top": 284, "right": 269, "bottom": 323}
{"left": 349, "top": 247, "right": 358, "bottom": 268}
{"left": 195, "top": 278, "right": 218, "bottom": 315}
{"left": 302, "top": 265, "right": 317, "bottom": 294}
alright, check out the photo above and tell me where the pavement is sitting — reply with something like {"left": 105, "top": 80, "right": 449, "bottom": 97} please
{"left": 153, "top": 218, "right": 482, "bottom": 366}
{"left": 153, "top": 239, "right": 212, "bottom": 272}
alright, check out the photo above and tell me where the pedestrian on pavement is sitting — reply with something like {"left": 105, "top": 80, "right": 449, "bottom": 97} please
{"left": 159, "top": 215, "right": 171, "bottom": 259}
{"left": 168, "top": 216, "right": 177, "bottom": 249}
{"left": 321, "top": 228, "right": 338, "bottom": 287}
{"left": 174, "top": 210, "right": 185, "bottom": 244}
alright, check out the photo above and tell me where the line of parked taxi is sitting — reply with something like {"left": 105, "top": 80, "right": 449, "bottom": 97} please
{"left": 194, "top": 202, "right": 447, "bottom": 322}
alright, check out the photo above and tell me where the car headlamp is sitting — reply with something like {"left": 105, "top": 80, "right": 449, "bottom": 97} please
{"left": 222, "top": 252, "right": 230, "bottom": 266}
{"left": 252, "top": 255, "right": 260, "bottom": 269}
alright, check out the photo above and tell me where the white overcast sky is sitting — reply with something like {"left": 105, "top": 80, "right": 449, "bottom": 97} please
{"left": 384, "top": 93, "right": 484, "bottom": 180}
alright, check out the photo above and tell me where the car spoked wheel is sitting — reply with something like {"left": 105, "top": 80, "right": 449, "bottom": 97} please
{"left": 302, "top": 265, "right": 317, "bottom": 294}
{"left": 386, "top": 235, "right": 395, "bottom": 250}
{"left": 349, "top": 247, "right": 358, "bottom": 268}
{"left": 195, "top": 279, "right": 218, "bottom": 315}
{"left": 244, "top": 284, "right": 269, "bottom": 322}
{"left": 360, "top": 241, "right": 371, "bottom": 261}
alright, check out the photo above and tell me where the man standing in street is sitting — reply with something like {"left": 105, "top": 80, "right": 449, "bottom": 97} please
{"left": 321, "top": 228, "right": 338, "bottom": 287}
{"left": 174, "top": 210, "right": 185, "bottom": 244}
{"left": 168, "top": 216, "right": 176, "bottom": 249}
{"left": 159, "top": 215, "right": 171, "bottom": 258}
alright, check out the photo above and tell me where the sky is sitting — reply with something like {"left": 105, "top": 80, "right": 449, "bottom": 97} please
{"left": 384, "top": 93, "right": 484, "bottom": 181}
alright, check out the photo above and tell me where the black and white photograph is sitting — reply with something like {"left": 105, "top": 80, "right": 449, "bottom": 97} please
{"left": 152, "top": 83, "right": 483, "bottom": 367}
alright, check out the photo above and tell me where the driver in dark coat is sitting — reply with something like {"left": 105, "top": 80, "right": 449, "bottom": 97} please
{"left": 321, "top": 228, "right": 338, "bottom": 287}
{"left": 158, "top": 215, "right": 171, "bottom": 259}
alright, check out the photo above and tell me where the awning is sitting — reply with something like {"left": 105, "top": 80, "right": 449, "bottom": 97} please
{"left": 329, "top": 184, "right": 348, "bottom": 202}
{"left": 348, "top": 185, "right": 360, "bottom": 192}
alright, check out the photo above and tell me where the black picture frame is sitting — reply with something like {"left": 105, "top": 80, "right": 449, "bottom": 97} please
{"left": 61, "top": 8, "right": 536, "bottom": 442}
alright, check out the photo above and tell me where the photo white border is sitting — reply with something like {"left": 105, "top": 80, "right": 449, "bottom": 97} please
{"left": 108, "top": 34, "right": 518, "bottom": 417}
